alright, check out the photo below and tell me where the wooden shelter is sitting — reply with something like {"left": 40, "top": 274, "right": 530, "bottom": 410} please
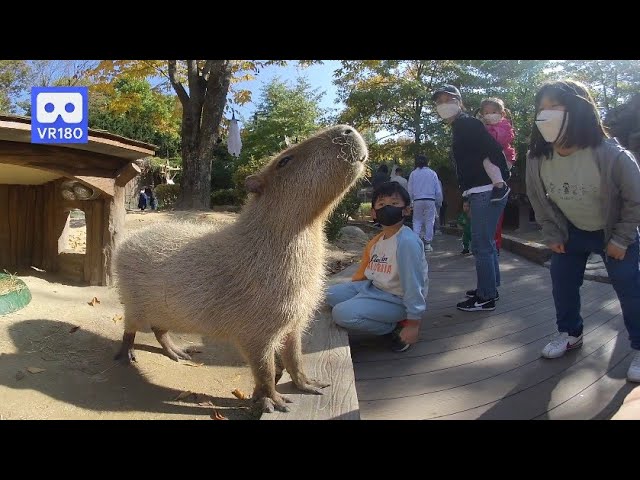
{"left": 0, "top": 115, "right": 155, "bottom": 286}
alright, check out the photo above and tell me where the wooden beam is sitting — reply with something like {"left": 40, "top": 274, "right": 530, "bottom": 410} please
{"left": 28, "top": 162, "right": 116, "bottom": 178}
{"left": 0, "top": 140, "right": 124, "bottom": 171}
{"left": 75, "top": 176, "right": 115, "bottom": 198}
{"left": 115, "top": 162, "right": 141, "bottom": 187}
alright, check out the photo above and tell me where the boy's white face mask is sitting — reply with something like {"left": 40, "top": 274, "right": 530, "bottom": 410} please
{"left": 535, "top": 109, "right": 568, "bottom": 143}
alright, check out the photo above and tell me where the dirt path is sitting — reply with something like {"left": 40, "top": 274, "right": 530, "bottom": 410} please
{"left": 0, "top": 210, "right": 367, "bottom": 420}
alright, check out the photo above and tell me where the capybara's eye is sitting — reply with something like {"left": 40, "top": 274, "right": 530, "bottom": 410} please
{"left": 277, "top": 156, "right": 292, "bottom": 168}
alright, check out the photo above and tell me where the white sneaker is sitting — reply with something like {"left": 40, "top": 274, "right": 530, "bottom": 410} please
{"left": 628, "top": 351, "right": 640, "bottom": 383}
{"left": 424, "top": 243, "right": 433, "bottom": 252}
{"left": 541, "top": 332, "right": 583, "bottom": 359}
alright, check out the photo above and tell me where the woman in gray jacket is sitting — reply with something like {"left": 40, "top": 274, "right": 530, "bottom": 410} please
{"left": 526, "top": 79, "right": 640, "bottom": 382}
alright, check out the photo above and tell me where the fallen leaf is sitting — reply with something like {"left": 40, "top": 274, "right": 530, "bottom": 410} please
{"left": 231, "top": 388, "right": 248, "bottom": 400}
{"left": 198, "top": 401, "right": 214, "bottom": 407}
{"left": 69, "top": 326, "right": 80, "bottom": 333}
{"left": 184, "top": 362, "right": 204, "bottom": 367}
{"left": 112, "top": 314, "right": 123, "bottom": 324}
{"left": 173, "top": 391, "right": 193, "bottom": 401}
{"left": 15, "top": 371, "right": 25, "bottom": 380}
{"left": 88, "top": 297, "right": 101, "bottom": 306}
{"left": 210, "top": 410, "right": 227, "bottom": 420}
{"left": 27, "top": 367, "right": 46, "bottom": 374}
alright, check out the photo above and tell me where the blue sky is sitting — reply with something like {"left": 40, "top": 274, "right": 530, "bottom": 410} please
{"left": 230, "top": 60, "right": 343, "bottom": 126}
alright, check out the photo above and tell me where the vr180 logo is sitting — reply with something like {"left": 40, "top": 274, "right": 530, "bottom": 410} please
{"left": 31, "top": 87, "right": 88, "bottom": 144}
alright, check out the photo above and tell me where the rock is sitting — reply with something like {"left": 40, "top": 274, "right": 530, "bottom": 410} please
{"left": 339, "top": 226, "right": 368, "bottom": 241}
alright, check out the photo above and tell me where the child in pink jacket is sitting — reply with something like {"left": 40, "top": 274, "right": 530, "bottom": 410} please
{"left": 477, "top": 97, "right": 516, "bottom": 202}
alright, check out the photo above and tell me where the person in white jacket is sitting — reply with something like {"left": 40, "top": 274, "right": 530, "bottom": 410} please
{"left": 408, "top": 155, "right": 443, "bottom": 252}
{"left": 389, "top": 166, "right": 409, "bottom": 190}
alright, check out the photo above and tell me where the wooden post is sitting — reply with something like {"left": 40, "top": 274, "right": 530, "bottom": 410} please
{"left": 102, "top": 185, "right": 125, "bottom": 285}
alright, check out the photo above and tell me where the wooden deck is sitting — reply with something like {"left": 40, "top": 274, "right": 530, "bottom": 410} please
{"left": 350, "top": 233, "right": 638, "bottom": 420}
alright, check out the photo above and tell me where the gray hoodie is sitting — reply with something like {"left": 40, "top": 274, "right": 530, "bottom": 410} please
{"left": 526, "top": 138, "right": 640, "bottom": 250}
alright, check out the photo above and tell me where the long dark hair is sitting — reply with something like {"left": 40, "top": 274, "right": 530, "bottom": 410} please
{"left": 529, "top": 79, "right": 608, "bottom": 159}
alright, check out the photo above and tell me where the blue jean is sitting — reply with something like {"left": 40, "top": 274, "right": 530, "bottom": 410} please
{"left": 326, "top": 280, "right": 407, "bottom": 335}
{"left": 468, "top": 190, "right": 507, "bottom": 300}
{"left": 551, "top": 224, "right": 640, "bottom": 350}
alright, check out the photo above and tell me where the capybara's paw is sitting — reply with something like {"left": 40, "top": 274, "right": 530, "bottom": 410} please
{"left": 163, "top": 345, "right": 192, "bottom": 362}
{"left": 114, "top": 348, "right": 136, "bottom": 365}
{"left": 294, "top": 378, "right": 330, "bottom": 395}
{"left": 254, "top": 393, "right": 293, "bottom": 413}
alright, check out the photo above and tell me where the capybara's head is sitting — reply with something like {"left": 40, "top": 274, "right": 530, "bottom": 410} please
{"left": 244, "top": 125, "right": 368, "bottom": 222}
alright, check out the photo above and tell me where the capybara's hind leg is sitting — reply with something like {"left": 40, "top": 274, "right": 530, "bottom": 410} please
{"left": 244, "top": 343, "right": 292, "bottom": 413}
{"left": 115, "top": 331, "right": 137, "bottom": 364}
{"left": 281, "top": 329, "right": 330, "bottom": 394}
{"left": 152, "top": 328, "right": 192, "bottom": 362}
{"left": 274, "top": 350, "right": 285, "bottom": 384}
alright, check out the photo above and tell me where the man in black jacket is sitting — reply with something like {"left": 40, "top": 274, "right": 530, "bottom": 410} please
{"left": 432, "top": 84, "right": 509, "bottom": 312}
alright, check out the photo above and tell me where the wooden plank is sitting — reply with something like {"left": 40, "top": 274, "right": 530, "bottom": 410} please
{"left": 8, "top": 185, "right": 19, "bottom": 266}
{"left": 23, "top": 186, "right": 35, "bottom": 267}
{"left": 262, "top": 267, "right": 360, "bottom": 420}
{"left": 31, "top": 186, "right": 43, "bottom": 268}
{"left": 101, "top": 186, "right": 125, "bottom": 285}
{"left": 0, "top": 185, "right": 9, "bottom": 267}
{"left": 355, "top": 298, "right": 620, "bottom": 403}
{"left": 358, "top": 309, "right": 625, "bottom": 419}
{"left": 115, "top": 162, "right": 141, "bottom": 187}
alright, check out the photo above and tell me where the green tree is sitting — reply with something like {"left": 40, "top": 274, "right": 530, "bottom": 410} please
{"left": 88, "top": 77, "right": 181, "bottom": 159}
{"left": 234, "top": 77, "right": 326, "bottom": 189}
{"left": 0, "top": 61, "right": 29, "bottom": 114}
{"left": 88, "top": 60, "right": 290, "bottom": 210}
{"left": 561, "top": 60, "right": 640, "bottom": 112}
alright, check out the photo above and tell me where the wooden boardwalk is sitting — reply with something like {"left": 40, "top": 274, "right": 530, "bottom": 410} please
{"left": 350, "top": 234, "right": 638, "bottom": 420}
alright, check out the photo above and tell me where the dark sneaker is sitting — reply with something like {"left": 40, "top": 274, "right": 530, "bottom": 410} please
{"left": 388, "top": 324, "right": 411, "bottom": 353}
{"left": 461, "top": 249, "right": 471, "bottom": 255}
{"left": 466, "top": 289, "right": 499, "bottom": 301}
{"left": 457, "top": 295, "right": 496, "bottom": 312}
{"left": 490, "top": 184, "right": 511, "bottom": 202}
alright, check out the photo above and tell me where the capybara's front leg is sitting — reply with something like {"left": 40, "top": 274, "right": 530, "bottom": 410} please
{"left": 114, "top": 331, "right": 137, "bottom": 364}
{"left": 245, "top": 343, "right": 292, "bottom": 413}
{"left": 281, "top": 329, "right": 330, "bottom": 395}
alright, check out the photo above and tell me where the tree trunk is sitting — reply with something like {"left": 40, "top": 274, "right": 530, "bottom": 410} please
{"left": 170, "top": 60, "right": 233, "bottom": 210}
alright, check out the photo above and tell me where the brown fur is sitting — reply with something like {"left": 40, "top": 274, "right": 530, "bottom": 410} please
{"left": 113, "top": 125, "right": 368, "bottom": 413}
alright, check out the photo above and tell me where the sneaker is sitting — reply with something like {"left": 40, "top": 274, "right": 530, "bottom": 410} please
{"left": 628, "top": 351, "right": 640, "bottom": 383}
{"left": 541, "top": 332, "right": 583, "bottom": 359}
{"left": 490, "top": 184, "right": 511, "bottom": 202}
{"left": 461, "top": 249, "right": 471, "bottom": 255}
{"left": 466, "top": 289, "right": 499, "bottom": 301}
{"left": 388, "top": 324, "right": 411, "bottom": 353}
{"left": 424, "top": 243, "right": 433, "bottom": 253}
{"left": 457, "top": 296, "right": 496, "bottom": 312}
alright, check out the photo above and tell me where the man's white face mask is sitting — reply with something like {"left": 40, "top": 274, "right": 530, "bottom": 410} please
{"left": 436, "top": 101, "right": 461, "bottom": 120}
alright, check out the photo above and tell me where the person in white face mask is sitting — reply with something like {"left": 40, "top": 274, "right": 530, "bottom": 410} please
{"left": 525, "top": 79, "right": 640, "bottom": 383}
{"left": 432, "top": 84, "right": 510, "bottom": 313}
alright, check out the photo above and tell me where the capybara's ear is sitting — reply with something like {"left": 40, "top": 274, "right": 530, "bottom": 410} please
{"left": 245, "top": 174, "right": 264, "bottom": 194}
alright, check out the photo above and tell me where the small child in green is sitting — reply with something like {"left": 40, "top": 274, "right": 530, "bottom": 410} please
{"left": 457, "top": 200, "right": 472, "bottom": 255}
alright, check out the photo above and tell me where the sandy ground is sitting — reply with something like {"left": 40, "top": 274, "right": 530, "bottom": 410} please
{"left": 0, "top": 210, "right": 368, "bottom": 420}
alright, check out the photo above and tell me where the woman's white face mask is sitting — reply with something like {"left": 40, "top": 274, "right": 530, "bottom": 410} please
{"left": 535, "top": 109, "right": 568, "bottom": 143}
{"left": 436, "top": 101, "right": 461, "bottom": 120}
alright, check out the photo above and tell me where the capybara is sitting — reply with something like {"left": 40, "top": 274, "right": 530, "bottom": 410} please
{"left": 113, "top": 125, "right": 368, "bottom": 413}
